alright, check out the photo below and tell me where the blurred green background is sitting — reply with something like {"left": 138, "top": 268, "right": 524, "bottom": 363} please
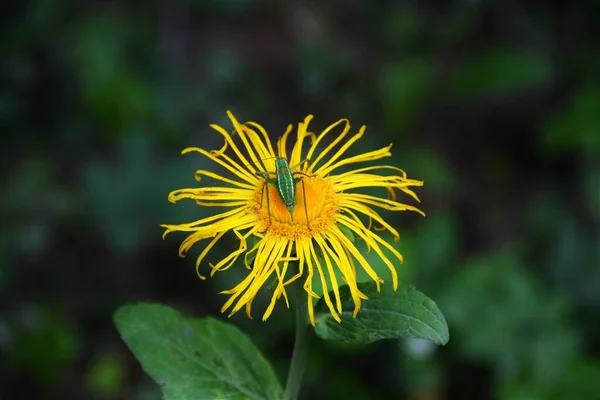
{"left": 2, "top": 1, "right": 599, "bottom": 399}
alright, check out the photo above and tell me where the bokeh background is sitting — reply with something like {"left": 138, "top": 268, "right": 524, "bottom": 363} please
{"left": 2, "top": 1, "right": 600, "bottom": 399}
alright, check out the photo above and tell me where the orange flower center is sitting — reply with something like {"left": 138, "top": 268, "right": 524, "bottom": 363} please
{"left": 252, "top": 175, "right": 338, "bottom": 238}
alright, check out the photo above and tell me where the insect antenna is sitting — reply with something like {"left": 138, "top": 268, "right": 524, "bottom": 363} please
{"left": 241, "top": 156, "right": 278, "bottom": 174}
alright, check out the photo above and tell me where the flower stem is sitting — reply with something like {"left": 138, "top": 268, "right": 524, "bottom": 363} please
{"left": 284, "top": 276, "right": 309, "bottom": 400}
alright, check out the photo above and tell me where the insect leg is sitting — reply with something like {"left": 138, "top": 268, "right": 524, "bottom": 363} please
{"left": 258, "top": 178, "right": 266, "bottom": 209}
{"left": 289, "top": 157, "right": 311, "bottom": 171}
{"left": 300, "top": 177, "right": 310, "bottom": 229}
{"left": 264, "top": 178, "right": 272, "bottom": 228}
{"left": 255, "top": 171, "right": 274, "bottom": 229}
{"left": 293, "top": 175, "right": 311, "bottom": 230}
{"left": 293, "top": 170, "right": 317, "bottom": 179}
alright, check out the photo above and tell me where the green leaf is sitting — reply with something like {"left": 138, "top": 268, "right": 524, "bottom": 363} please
{"left": 314, "top": 282, "right": 449, "bottom": 345}
{"left": 113, "top": 304, "right": 283, "bottom": 400}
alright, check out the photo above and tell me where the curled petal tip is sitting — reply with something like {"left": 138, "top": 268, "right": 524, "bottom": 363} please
{"left": 181, "top": 147, "right": 198, "bottom": 155}
{"left": 160, "top": 228, "right": 171, "bottom": 239}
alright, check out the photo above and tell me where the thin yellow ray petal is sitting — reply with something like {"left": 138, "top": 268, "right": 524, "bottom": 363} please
{"left": 209, "top": 123, "right": 257, "bottom": 174}
{"left": 330, "top": 228, "right": 383, "bottom": 292}
{"left": 341, "top": 206, "right": 371, "bottom": 228}
{"left": 209, "top": 252, "right": 240, "bottom": 276}
{"left": 230, "top": 238, "right": 286, "bottom": 316}
{"left": 283, "top": 238, "right": 307, "bottom": 286}
{"left": 328, "top": 169, "right": 421, "bottom": 190}
{"left": 220, "top": 272, "right": 256, "bottom": 313}
{"left": 342, "top": 193, "right": 425, "bottom": 214}
{"left": 174, "top": 230, "right": 204, "bottom": 255}
{"left": 269, "top": 239, "right": 291, "bottom": 299}
{"left": 161, "top": 206, "right": 247, "bottom": 234}
{"left": 307, "top": 291, "right": 315, "bottom": 326}
{"left": 245, "top": 121, "right": 276, "bottom": 158}
{"left": 212, "top": 212, "right": 256, "bottom": 229}
{"left": 313, "top": 235, "right": 342, "bottom": 314}
{"left": 300, "top": 240, "right": 318, "bottom": 298}
{"left": 339, "top": 201, "right": 400, "bottom": 238}
{"left": 277, "top": 241, "right": 295, "bottom": 308}
{"left": 173, "top": 213, "right": 253, "bottom": 257}
{"left": 324, "top": 232, "right": 367, "bottom": 316}
{"left": 173, "top": 185, "right": 251, "bottom": 196}
{"left": 308, "top": 237, "right": 340, "bottom": 322}
{"left": 313, "top": 126, "right": 366, "bottom": 175}
{"left": 193, "top": 169, "right": 256, "bottom": 190}
{"left": 227, "top": 111, "right": 267, "bottom": 173}
{"left": 332, "top": 178, "right": 413, "bottom": 192}
{"left": 244, "top": 235, "right": 263, "bottom": 270}
{"left": 399, "top": 186, "right": 424, "bottom": 203}
{"left": 208, "top": 223, "right": 256, "bottom": 275}
{"left": 245, "top": 301, "right": 254, "bottom": 319}
{"left": 367, "top": 233, "right": 406, "bottom": 289}
{"left": 236, "top": 223, "right": 260, "bottom": 241}
{"left": 239, "top": 126, "right": 275, "bottom": 174}
{"left": 169, "top": 188, "right": 252, "bottom": 204}
{"left": 170, "top": 192, "right": 248, "bottom": 205}
{"left": 318, "top": 143, "right": 392, "bottom": 177}
{"left": 244, "top": 236, "right": 277, "bottom": 280}
{"left": 244, "top": 246, "right": 259, "bottom": 270}
{"left": 277, "top": 123, "right": 293, "bottom": 159}
{"left": 290, "top": 115, "right": 314, "bottom": 167}
{"left": 331, "top": 165, "right": 408, "bottom": 180}
{"left": 299, "top": 240, "right": 318, "bottom": 326}
{"left": 221, "top": 236, "right": 267, "bottom": 298}
{"left": 337, "top": 214, "right": 399, "bottom": 289}
{"left": 240, "top": 125, "right": 272, "bottom": 160}
{"left": 342, "top": 192, "right": 419, "bottom": 210}
{"left": 305, "top": 119, "right": 350, "bottom": 172}
{"left": 208, "top": 148, "right": 257, "bottom": 182}
{"left": 263, "top": 240, "right": 294, "bottom": 321}
{"left": 194, "top": 200, "right": 249, "bottom": 207}
{"left": 238, "top": 236, "right": 283, "bottom": 300}
{"left": 182, "top": 147, "right": 258, "bottom": 185}
{"left": 220, "top": 270, "right": 254, "bottom": 299}
{"left": 330, "top": 172, "right": 405, "bottom": 185}
{"left": 263, "top": 286, "right": 282, "bottom": 321}
{"left": 300, "top": 131, "right": 317, "bottom": 146}
{"left": 193, "top": 230, "right": 227, "bottom": 279}
{"left": 172, "top": 225, "right": 240, "bottom": 256}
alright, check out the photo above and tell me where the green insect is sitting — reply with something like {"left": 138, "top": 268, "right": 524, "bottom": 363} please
{"left": 255, "top": 157, "right": 312, "bottom": 229}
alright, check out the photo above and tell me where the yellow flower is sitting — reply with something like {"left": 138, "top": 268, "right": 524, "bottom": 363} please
{"left": 161, "top": 111, "right": 424, "bottom": 326}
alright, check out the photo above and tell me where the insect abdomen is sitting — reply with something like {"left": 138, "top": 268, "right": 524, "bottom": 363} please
{"left": 275, "top": 158, "right": 295, "bottom": 207}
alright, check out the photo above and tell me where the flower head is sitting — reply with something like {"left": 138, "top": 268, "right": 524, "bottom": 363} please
{"left": 161, "top": 111, "right": 424, "bottom": 325}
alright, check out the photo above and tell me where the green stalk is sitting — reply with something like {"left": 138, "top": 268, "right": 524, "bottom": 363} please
{"left": 283, "top": 272, "right": 309, "bottom": 400}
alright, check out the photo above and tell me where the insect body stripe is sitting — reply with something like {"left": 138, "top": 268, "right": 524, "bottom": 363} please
{"left": 283, "top": 174, "right": 294, "bottom": 206}
{"left": 275, "top": 157, "right": 295, "bottom": 207}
